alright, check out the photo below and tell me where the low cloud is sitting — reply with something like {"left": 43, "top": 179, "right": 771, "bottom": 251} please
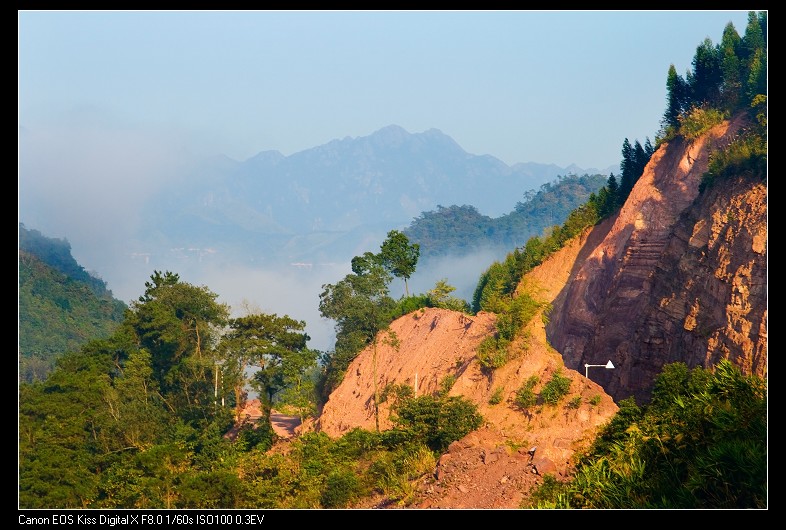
{"left": 19, "top": 109, "right": 193, "bottom": 270}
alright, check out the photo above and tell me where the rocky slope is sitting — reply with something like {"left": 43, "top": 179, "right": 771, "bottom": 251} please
{"left": 547, "top": 113, "right": 767, "bottom": 403}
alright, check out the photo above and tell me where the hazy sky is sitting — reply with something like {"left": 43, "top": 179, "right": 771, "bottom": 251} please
{"left": 19, "top": 10, "right": 752, "bottom": 170}
{"left": 18, "top": 10, "right": 757, "bottom": 351}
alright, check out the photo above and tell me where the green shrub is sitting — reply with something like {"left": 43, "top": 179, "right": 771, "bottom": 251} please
{"left": 567, "top": 396, "right": 582, "bottom": 409}
{"left": 390, "top": 395, "right": 483, "bottom": 453}
{"left": 379, "top": 383, "right": 414, "bottom": 409}
{"left": 321, "top": 470, "right": 361, "bottom": 508}
{"left": 699, "top": 133, "right": 767, "bottom": 192}
{"left": 369, "top": 442, "right": 435, "bottom": 504}
{"left": 679, "top": 106, "right": 727, "bottom": 140}
{"left": 477, "top": 336, "right": 510, "bottom": 371}
{"left": 514, "top": 376, "right": 540, "bottom": 409}
{"left": 427, "top": 279, "right": 471, "bottom": 313}
{"left": 393, "top": 443, "right": 436, "bottom": 480}
{"left": 522, "top": 474, "right": 562, "bottom": 508}
{"left": 589, "top": 394, "right": 602, "bottom": 407}
{"left": 236, "top": 420, "right": 275, "bottom": 452}
{"left": 541, "top": 370, "right": 572, "bottom": 406}
{"left": 488, "top": 386, "right": 505, "bottom": 405}
{"left": 390, "top": 294, "right": 430, "bottom": 320}
{"left": 438, "top": 374, "right": 456, "bottom": 396}
{"left": 334, "top": 428, "right": 384, "bottom": 458}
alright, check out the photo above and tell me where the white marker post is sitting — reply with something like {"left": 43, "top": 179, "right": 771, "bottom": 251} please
{"left": 585, "top": 360, "right": 615, "bottom": 381}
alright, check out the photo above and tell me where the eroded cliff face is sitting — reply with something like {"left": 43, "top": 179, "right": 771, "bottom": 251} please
{"left": 547, "top": 114, "right": 767, "bottom": 402}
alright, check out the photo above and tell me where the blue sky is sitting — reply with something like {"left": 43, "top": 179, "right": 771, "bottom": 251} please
{"left": 19, "top": 10, "right": 752, "bottom": 170}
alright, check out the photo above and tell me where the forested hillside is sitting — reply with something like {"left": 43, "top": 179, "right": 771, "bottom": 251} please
{"left": 404, "top": 173, "right": 607, "bottom": 259}
{"left": 18, "top": 224, "right": 127, "bottom": 382}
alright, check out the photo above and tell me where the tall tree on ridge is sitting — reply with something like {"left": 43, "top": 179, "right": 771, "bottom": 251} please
{"left": 379, "top": 229, "right": 420, "bottom": 297}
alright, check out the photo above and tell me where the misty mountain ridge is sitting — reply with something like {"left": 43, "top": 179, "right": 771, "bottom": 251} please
{"left": 18, "top": 224, "right": 127, "bottom": 382}
{"left": 139, "top": 124, "right": 614, "bottom": 268}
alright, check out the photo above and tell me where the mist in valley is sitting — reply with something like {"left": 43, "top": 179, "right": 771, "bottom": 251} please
{"left": 18, "top": 114, "right": 520, "bottom": 357}
{"left": 86, "top": 239, "right": 507, "bottom": 355}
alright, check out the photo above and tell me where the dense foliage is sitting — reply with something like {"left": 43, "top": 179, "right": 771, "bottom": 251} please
{"left": 19, "top": 270, "right": 325, "bottom": 508}
{"left": 405, "top": 173, "right": 607, "bottom": 260}
{"left": 660, "top": 11, "right": 766, "bottom": 193}
{"left": 660, "top": 12, "right": 766, "bottom": 134}
{"left": 19, "top": 225, "right": 127, "bottom": 382}
{"left": 526, "top": 361, "right": 767, "bottom": 509}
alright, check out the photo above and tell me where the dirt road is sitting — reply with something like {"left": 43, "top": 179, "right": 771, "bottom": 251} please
{"left": 270, "top": 409, "right": 301, "bottom": 439}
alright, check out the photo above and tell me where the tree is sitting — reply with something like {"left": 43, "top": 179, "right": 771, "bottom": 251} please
{"left": 633, "top": 140, "right": 648, "bottom": 178}
{"left": 219, "top": 311, "right": 316, "bottom": 430}
{"left": 663, "top": 64, "right": 688, "bottom": 129}
{"left": 618, "top": 138, "right": 636, "bottom": 202}
{"left": 719, "top": 22, "right": 743, "bottom": 110}
{"left": 389, "top": 394, "right": 483, "bottom": 452}
{"left": 379, "top": 230, "right": 420, "bottom": 297}
{"left": 318, "top": 253, "right": 395, "bottom": 427}
{"left": 275, "top": 348, "right": 320, "bottom": 421}
{"left": 644, "top": 137, "right": 654, "bottom": 158}
{"left": 598, "top": 173, "right": 619, "bottom": 218}
{"left": 689, "top": 37, "right": 723, "bottom": 106}
{"left": 741, "top": 10, "right": 765, "bottom": 63}
{"left": 427, "top": 279, "right": 470, "bottom": 312}
{"left": 124, "top": 271, "right": 229, "bottom": 424}
{"left": 618, "top": 138, "right": 653, "bottom": 206}
{"left": 745, "top": 48, "right": 766, "bottom": 104}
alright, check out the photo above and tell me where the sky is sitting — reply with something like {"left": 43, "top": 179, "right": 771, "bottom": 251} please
{"left": 19, "top": 10, "right": 752, "bottom": 169}
{"left": 18, "top": 10, "right": 757, "bottom": 351}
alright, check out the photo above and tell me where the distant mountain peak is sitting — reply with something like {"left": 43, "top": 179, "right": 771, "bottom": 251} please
{"left": 367, "top": 124, "right": 411, "bottom": 146}
{"left": 375, "top": 124, "right": 409, "bottom": 135}
{"left": 247, "top": 149, "right": 284, "bottom": 165}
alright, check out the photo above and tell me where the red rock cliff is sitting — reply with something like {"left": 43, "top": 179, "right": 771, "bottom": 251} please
{"left": 547, "top": 113, "right": 767, "bottom": 402}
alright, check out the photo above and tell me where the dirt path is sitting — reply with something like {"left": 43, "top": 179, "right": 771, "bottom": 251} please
{"left": 223, "top": 401, "right": 301, "bottom": 441}
{"left": 270, "top": 409, "right": 301, "bottom": 439}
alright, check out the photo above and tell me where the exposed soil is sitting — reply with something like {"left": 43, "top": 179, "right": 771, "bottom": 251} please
{"left": 270, "top": 409, "right": 301, "bottom": 439}
{"left": 411, "top": 427, "right": 550, "bottom": 509}
{"left": 224, "top": 401, "right": 300, "bottom": 441}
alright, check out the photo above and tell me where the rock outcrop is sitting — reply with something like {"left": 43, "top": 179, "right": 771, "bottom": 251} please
{"left": 547, "top": 113, "right": 767, "bottom": 402}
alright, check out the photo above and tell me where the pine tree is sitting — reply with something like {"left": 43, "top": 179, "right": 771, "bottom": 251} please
{"left": 618, "top": 138, "right": 635, "bottom": 204}
{"left": 719, "top": 22, "right": 743, "bottom": 110}
{"left": 644, "top": 137, "right": 654, "bottom": 158}
{"left": 663, "top": 64, "right": 687, "bottom": 129}
{"left": 690, "top": 38, "right": 723, "bottom": 106}
{"left": 633, "top": 140, "right": 648, "bottom": 179}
